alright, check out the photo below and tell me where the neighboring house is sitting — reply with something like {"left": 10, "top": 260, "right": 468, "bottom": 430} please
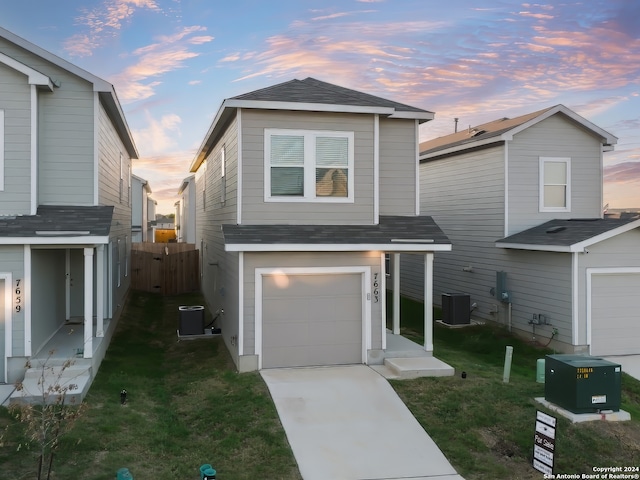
{"left": 153, "top": 214, "right": 176, "bottom": 243}
{"left": 175, "top": 175, "right": 196, "bottom": 243}
{"left": 400, "top": 105, "right": 640, "bottom": 356}
{"left": 0, "top": 27, "right": 137, "bottom": 387}
{"left": 131, "top": 174, "right": 152, "bottom": 242}
{"left": 147, "top": 197, "right": 157, "bottom": 241}
{"left": 190, "top": 77, "right": 451, "bottom": 372}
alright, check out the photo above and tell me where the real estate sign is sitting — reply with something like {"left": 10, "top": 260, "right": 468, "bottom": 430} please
{"left": 533, "top": 410, "right": 557, "bottom": 475}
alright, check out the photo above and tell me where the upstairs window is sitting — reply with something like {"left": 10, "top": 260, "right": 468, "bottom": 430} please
{"left": 539, "top": 157, "right": 571, "bottom": 212}
{"left": 265, "top": 129, "right": 354, "bottom": 202}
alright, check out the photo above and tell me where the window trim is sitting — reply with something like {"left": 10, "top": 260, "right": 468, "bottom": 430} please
{"left": 264, "top": 128, "right": 355, "bottom": 203}
{"left": 539, "top": 157, "right": 571, "bottom": 212}
{"left": 0, "top": 110, "right": 4, "bottom": 191}
{"left": 221, "top": 145, "right": 226, "bottom": 204}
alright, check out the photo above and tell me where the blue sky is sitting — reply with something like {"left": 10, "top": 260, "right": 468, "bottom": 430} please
{"left": 1, "top": 0, "right": 639, "bottom": 213}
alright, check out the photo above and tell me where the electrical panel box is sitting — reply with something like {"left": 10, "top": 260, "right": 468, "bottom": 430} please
{"left": 496, "top": 271, "right": 511, "bottom": 303}
{"left": 544, "top": 354, "right": 621, "bottom": 414}
{"left": 442, "top": 293, "right": 470, "bottom": 325}
{"left": 178, "top": 305, "right": 205, "bottom": 335}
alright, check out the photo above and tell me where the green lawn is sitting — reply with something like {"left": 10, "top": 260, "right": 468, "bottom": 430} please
{"left": 1, "top": 290, "right": 301, "bottom": 480}
{"left": 2, "top": 291, "right": 639, "bottom": 479}
{"left": 389, "top": 295, "right": 640, "bottom": 479}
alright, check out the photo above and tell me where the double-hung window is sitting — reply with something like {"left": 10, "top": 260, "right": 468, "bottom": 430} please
{"left": 539, "top": 157, "right": 571, "bottom": 212}
{"left": 265, "top": 129, "right": 354, "bottom": 202}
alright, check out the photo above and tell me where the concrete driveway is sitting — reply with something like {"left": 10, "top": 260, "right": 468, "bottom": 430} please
{"left": 602, "top": 355, "right": 640, "bottom": 381}
{"left": 261, "top": 365, "right": 464, "bottom": 480}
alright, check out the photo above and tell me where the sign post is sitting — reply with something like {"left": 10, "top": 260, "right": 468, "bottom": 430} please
{"left": 533, "top": 410, "right": 557, "bottom": 475}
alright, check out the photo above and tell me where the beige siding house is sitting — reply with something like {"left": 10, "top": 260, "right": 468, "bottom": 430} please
{"left": 401, "top": 105, "right": 640, "bottom": 356}
{"left": 0, "top": 27, "right": 137, "bottom": 398}
{"left": 191, "top": 78, "right": 452, "bottom": 372}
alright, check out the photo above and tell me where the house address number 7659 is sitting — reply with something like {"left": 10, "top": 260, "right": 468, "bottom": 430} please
{"left": 15, "top": 279, "right": 22, "bottom": 313}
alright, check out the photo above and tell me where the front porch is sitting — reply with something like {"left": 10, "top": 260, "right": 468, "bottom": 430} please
{"left": 375, "top": 330, "right": 455, "bottom": 379}
{"left": 8, "top": 317, "right": 115, "bottom": 405}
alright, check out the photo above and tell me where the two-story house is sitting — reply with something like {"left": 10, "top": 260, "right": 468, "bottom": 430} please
{"left": 131, "top": 174, "right": 152, "bottom": 242}
{"left": 175, "top": 174, "right": 196, "bottom": 243}
{"left": 190, "top": 78, "right": 452, "bottom": 372}
{"left": 400, "top": 105, "right": 640, "bottom": 356}
{"left": 0, "top": 27, "right": 137, "bottom": 392}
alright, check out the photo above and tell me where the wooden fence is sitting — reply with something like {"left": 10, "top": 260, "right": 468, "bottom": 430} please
{"left": 131, "top": 243, "right": 200, "bottom": 295}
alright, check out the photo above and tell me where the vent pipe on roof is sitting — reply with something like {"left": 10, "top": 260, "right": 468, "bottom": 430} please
{"left": 454, "top": 117, "right": 459, "bottom": 133}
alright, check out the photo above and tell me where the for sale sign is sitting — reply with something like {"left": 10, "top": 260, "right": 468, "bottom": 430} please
{"left": 533, "top": 410, "right": 557, "bottom": 475}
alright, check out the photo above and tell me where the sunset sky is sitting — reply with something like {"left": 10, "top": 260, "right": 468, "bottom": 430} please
{"left": 1, "top": 0, "right": 639, "bottom": 213}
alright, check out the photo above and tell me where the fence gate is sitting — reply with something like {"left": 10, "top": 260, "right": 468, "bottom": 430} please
{"left": 131, "top": 243, "right": 199, "bottom": 295}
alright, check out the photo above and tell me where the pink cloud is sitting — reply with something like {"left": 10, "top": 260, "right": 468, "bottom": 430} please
{"left": 110, "top": 26, "right": 214, "bottom": 102}
{"left": 65, "top": 0, "right": 161, "bottom": 57}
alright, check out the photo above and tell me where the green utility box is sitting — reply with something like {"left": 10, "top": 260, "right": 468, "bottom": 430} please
{"left": 544, "top": 354, "right": 621, "bottom": 414}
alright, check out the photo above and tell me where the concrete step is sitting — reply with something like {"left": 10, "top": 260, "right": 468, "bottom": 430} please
{"left": 10, "top": 365, "right": 92, "bottom": 406}
{"left": 383, "top": 357, "right": 455, "bottom": 380}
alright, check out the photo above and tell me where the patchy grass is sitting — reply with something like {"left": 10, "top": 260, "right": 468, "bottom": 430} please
{"left": 1, "top": 291, "right": 300, "bottom": 480}
{"left": 389, "top": 295, "right": 640, "bottom": 479}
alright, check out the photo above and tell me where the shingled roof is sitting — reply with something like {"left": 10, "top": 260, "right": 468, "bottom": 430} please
{"left": 232, "top": 77, "right": 431, "bottom": 114}
{"left": 222, "top": 215, "right": 451, "bottom": 252}
{"left": 0, "top": 206, "right": 113, "bottom": 242}
{"left": 420, "top": 104, "right": 617, "bottom": 160}
{"left": 496, "top": 217, "right": 640, "bottom": 252}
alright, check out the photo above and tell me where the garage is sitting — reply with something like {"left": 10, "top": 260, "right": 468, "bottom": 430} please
{"left": 261, "top": 272, "right": 364, "bottom": 369}
{"left": 590, "top": 272, "right": 640, "bottom": 356}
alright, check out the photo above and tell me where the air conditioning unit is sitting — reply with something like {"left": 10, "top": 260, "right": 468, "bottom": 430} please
{"left": 441, "top": 293, "right": 470, "bottom": 325}
{"left": 178, "top": 305, "right": 205, "bottom": 335}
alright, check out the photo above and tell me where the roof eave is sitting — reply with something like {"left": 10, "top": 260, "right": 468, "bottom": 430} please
{"left": 0, "top": 235, "right": 110, "bottom": 245}
{"left": 389, "top": 111, "right": 434, "bottom": 123}
{"left": 225, "top": 99, "right": 397, "bottom": 116}
{"left": 190, "top": 100, "right": 234, "bottom": 172}
{"left": 420, "top": 136, "right": 504, "bottom": 160}
{"left": 225, "top": 243, "right": 452, "bottom": 252}
{"left": 98, "top": 91, "right": 139, "bottom": 159}
{"left": 495, "top": 242, "right": 577, "bottom": 252}
{"left": 572, "top": 218, "right": 640, "bottom": 250}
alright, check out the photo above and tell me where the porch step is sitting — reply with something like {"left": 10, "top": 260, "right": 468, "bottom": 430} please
{"left": 380, "top": 356, "right": 455, "bottom": 380}
{"left": 9, "top": 364, "right": 93, "bottom": 406}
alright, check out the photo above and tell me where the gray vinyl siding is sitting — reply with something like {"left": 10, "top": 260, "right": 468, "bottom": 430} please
{"left": 0, "top": 64, "right": 32, "bottom": 214}
{"left": 195, "top": 115, "right": 241, "bottom": 365}
{"left": 98, "top": 102, "right": 131, "bottom": 310}
{"left": 401, "top": 145, "right": 505, "bottom": 310}
{"left": 507, "top": 114, "right": 603, "bottom": 235}
{"left": 30, "top": 249, "right": 66, "bottom": 354}
{"left": 37, "top": 75, "right": 95, "bottom": 205}
{"left": 576, "top": 228, "right": 640, "bottom": 346}
{"left": 379, "top": 118, "right": 417, "bottom": 216}
{"left": 240, "top": 109, "right": 374, "bottom": 225}
{"left": 0, "top": 246, "right": 25, "bottom": 356}
{"left": 0, "top": 37, "right": 97, "bottom": 206}
{"left": 242, "top": 251, "right": 383, "bottom": 358}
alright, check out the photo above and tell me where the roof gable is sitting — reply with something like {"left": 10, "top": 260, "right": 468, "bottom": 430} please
{"left": 0, "top": 27, "right": 138, "bottom": 159}
{"left": 420, "top": 105, "right": 617, "bottom": 160}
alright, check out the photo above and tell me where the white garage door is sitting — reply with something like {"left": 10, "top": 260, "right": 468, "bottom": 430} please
{"left": 591, "top": 273, "right": 640, "bottom": 356}
{"left": 262, "top": 273, "right": 363, "bottom": 369}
